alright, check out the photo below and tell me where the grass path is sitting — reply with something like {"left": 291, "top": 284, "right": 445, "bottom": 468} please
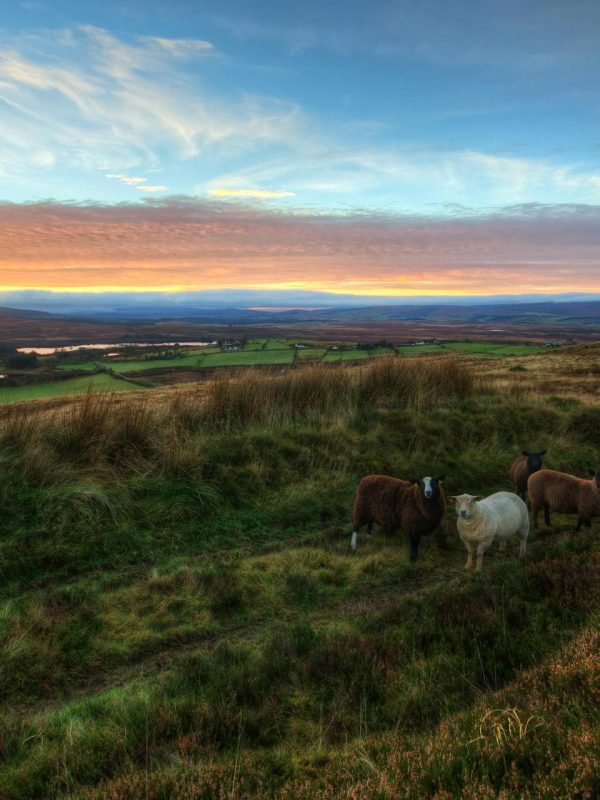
{"left": 11, "top": 525, "right": 571, "bottom": 719}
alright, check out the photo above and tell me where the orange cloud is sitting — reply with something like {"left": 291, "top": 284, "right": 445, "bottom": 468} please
{"left": 0, "top": 199, "right": 599, "bottom": 294}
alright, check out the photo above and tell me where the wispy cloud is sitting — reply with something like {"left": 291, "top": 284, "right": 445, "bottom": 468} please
{"left": 105, "top": 173, "right": 168, "bottom": 192}
{"left": 0, "top": 198, "right": 598, "bottom": 293}
{"left": 106, "top": 174, "right": 148, "bottom": 186}
{"left": 207, "top": 148, "right": 600, "bottom": 207}
{"left": 209, "top": 188, "right": 295, "bottom": 198}
{"left": 0, "top": 25, "right": 310, "bottom": 184}
{"left": 136, "top": 185, "right": 168, "bottom": 192}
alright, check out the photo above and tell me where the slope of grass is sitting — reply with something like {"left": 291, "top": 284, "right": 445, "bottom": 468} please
{"left": 0, "top": 356, "right": 598, "bottom": 799}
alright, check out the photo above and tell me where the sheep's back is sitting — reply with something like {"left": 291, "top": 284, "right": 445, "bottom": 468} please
{"left": 528, "top": 469, "right": 581, "bottom": 514}
{"left": 353, "top": 475, "right": 411, "bottom": 530}
{"left": 480, "top": 491, "right": 528, "bottom": 537}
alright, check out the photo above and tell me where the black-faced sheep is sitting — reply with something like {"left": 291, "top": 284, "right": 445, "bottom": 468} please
{"left": 510, "top": 450, "right": 546, "bottom": 498}
{"left": 528, "top": 467, "right": 600, "bottom": 531}
{"left": 351, "top": 474, "right": 446, "bottom": 561}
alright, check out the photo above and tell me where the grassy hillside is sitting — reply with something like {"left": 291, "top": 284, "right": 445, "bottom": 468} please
{"left": 0, "top": 356, "right": 598, "bottom": 799}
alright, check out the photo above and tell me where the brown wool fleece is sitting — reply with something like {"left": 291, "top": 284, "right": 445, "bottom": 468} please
{"left": 353, "top": 475, "right": 446, "bottom": 537}
{"left": 528, "top": 469, "right": 600, "bottom": 521}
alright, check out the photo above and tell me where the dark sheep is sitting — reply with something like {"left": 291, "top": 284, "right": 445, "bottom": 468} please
{"left": 510, "top": 450, "right": 546, "bottom": 498}
{"left": 528, "top": 466, "right": 600, "bottom": 532}
{"left": 351, "top": 474, "right": 446, "bottom": 561}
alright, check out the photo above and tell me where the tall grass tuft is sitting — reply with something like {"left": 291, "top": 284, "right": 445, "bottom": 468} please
{"left": 358, "top": 355, "right": 472, "bottom": 410}
{"left": 200, "top": 357, "right": 471, "bottom": 430}
{"left": 45, "top": 391, "right": 156, "bottom": 468}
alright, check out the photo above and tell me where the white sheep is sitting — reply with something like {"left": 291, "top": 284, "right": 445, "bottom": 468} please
{"left": 449, "top": 492, "right": 529, "bottom": 571}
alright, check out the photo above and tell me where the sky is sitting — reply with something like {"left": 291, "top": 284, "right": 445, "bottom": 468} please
{"left": 1, "top": 0, "right": 600, "bottom": 299}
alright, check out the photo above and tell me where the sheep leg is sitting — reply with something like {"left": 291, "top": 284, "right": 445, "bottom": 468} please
{"left": 464, "top": 543, "right": 474, "bottom": 570}
{"left": 409, "top": 532, "right": 420, "bottom": 562}
{"left": 475, "top": 543, "right": 486, "bottom": 571}
{"left": 499, "top": 539, "right": 507, "bottom": 552}
{"left": 351, "top": 513, "right": 369, "bottom": 550}
{"left": 575, "top": 516, "right": 584, "bottom": 533}
{"left": 544, "top": 504, "right": 551, "bottom": 527}
{"left": 519, "top": 537, "right": 527, "bottom": 558}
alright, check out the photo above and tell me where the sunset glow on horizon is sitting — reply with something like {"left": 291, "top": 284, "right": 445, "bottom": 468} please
{"left": 1, "top": 1, "right": 599, "bottom": 299}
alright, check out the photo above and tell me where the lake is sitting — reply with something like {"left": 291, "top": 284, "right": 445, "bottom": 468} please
{"left": 17, "top": 341, "right": 217, "bottom": 355}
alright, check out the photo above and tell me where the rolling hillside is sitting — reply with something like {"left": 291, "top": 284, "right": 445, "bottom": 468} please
{"left": 0, "top": 353, "right": 598, "bottom": 798}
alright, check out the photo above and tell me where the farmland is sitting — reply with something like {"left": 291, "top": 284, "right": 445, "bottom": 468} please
{"left": 0, "top": 336, "right": 572, "bottom": 404}
{"left": 0, "top": 373, "right": 137, "bottom": 404}
{"left": 0, "top": 349, "right": 598, "bottom": 798}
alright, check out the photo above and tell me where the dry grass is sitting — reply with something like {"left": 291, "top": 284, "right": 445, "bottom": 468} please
{"left": 0, "top": 357, "right": 473, "bottom": 453}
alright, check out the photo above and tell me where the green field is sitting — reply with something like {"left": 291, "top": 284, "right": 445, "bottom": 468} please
{"left": 0, "top": 373, "right": 137, "bottom": 404}
{"left": 264, "top": 338, "right": 294, "bottom": 350}
{"left": 200, "top": 348, "right": 296, "bottom": 367}
{"left": 0, "top": 355, "right": 598, "bottom": 799}
{"left": 47, "top": 342, "right": 549, "bottom": 381}
{"left": 297, "top": 347, "right": 327, "bottom": 359}
{"left": 395, "top": 343, "right": 447, "bottom": 354}
{"left": 244, "top": 339, "right": 268, "bottom": 350}
{"left": 443, "top": 342, "right": 547, "bottom": 356}
{"left": 108, "top": 355, "right": 204, "bottom": 372}
{"left": 323, "top": 349, "right": 371, "bottom": 361}
{"left": 56, "top": 361, "right": 100, "bottom": 371}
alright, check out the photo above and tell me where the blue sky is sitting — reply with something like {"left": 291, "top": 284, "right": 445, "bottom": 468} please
{"left": 3, "top": 0, "right": 600, "bottom": 210}
{"left": 1, "top": 1, "right": 599, "bottom": 295}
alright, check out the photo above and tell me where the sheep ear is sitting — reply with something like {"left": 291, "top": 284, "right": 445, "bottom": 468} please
{"left": 473, "top": 496, "right": 483, "bottom": 502}
{"left": 446, "top": 495, "right": 457, "bottom": 503}
{"left": 409, "top": 478, "right": 419, "bottom": 485}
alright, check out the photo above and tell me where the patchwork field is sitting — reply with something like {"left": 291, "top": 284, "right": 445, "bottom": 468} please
{"left": 0, "top": 338, "right": 578, "bottom": 405}
{"left": 0, "top": 351, "right": 598, "bottom": 798}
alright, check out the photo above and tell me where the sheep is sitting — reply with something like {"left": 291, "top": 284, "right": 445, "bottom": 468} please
{"left": 527, "top": 467, "right": 600, "bottom": 532}
{"left": 449, "top": 492, "right": 529, "bottom": 571}
{"left": 351, "top": 474, "right": 446, "bottom": 561}
{"left": 510, "top": 449, "right": 547, "bottom": 499}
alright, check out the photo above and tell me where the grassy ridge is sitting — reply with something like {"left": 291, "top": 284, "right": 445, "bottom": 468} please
{"left": 0, "top": 357, "right": 598, "bottom": 798}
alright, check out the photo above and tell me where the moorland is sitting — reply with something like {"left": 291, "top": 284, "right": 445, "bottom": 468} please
{"left": 0, "top": 344, "right": 599, "bottom": 799}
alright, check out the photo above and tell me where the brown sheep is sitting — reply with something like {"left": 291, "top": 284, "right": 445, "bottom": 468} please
{"left": 510, "top": 450, "right": 546, "bottom": 498}
{"left": 351, "top": 474, "right": 446, "bottom": 561}
{"left": 528, "top": 467, "right": 600, "bottom": 531}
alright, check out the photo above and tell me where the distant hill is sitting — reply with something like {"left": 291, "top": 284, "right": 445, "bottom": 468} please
{"left": 92, "top": 300, "right": 600, "bottom": 326}
{"left": 0, "top": 306, "right": 58, "bottom": 320}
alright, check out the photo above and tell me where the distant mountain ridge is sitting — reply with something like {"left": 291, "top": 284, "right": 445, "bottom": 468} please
{"left": 0, "top": 299, "right": 598, "bottom": 327}
{"left": 87, "top": 299, "right": 600, "bottom": 326}
{"left": 1, "top": 289, "right": 600, "bottom": 318}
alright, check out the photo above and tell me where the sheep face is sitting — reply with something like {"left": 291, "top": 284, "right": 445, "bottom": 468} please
{"left": 522, "top": 450, "right": 546, "bottom": 473}
{"left": 416, "top": 475, "right": 445, "bottom": 501}
{"left": 450, "top": 493, "right": 483, "bottom": 520}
